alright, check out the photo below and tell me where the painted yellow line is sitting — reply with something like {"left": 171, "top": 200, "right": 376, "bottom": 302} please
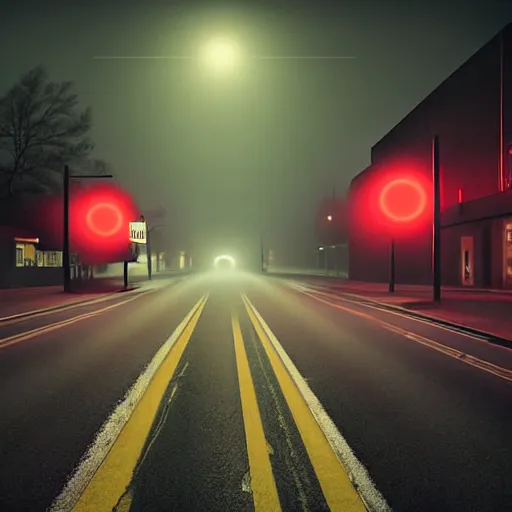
{"left": 231, "top": 314, "right": 281, "bottom": 512}
{"left": 242, "top": 294, "right": 365, "bottom": 512}
{"left": 0, "top": 293, "right": 147, "bottom": 350}
{"left": 73, "top": 294, "right": 208, "bottom": 512}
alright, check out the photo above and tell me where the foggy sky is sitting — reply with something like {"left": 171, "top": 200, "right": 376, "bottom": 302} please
{"left": 1, "top": 0, "right": 512, "bottom": 266}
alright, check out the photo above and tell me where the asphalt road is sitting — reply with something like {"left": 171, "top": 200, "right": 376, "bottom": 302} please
{"left": 0, "top": 271, "right": 511, "bottom": 511}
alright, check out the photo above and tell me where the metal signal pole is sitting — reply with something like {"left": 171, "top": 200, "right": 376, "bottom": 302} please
{"left": 62, "top": 167, "right": 113, "bottom": 292}
{"left": 389, "top": 238, "right": 395, "bottom": 292}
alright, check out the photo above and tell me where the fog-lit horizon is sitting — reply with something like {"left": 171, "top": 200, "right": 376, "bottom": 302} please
{"left": 2, "top": 0, "right": 511, "bottom": 266}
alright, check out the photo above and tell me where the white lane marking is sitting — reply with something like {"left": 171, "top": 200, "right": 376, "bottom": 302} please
{"left": 293, "top": 287, "right": 512, "bottom": 383}
{"left": 49, "top": 294, "right": 208, "bottom": 512}
{"left": 0, "top": 278, "right": 176, "bottom": 325}
{"left": 0, "top": 293, "right": 151, "bottom": 350}
{"left": 286, "top": 282, "right": 512, "bottom": 350}
{"left": 243, "top": 294, "right": 391, "bottom": 512}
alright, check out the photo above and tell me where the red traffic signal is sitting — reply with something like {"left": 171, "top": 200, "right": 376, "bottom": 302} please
{"left": 378, "top": 178, "right": 428, "bottom": 223}
{"left": 86, "top": 202, "right": 124, "bottom": 237}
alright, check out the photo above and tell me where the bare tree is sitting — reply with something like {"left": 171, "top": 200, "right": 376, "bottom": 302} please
{"left": 0, "top": 66, "right": 93, "bottom": 199}
{"left": 74, "top": 157, "right": 114, "bottom": 177}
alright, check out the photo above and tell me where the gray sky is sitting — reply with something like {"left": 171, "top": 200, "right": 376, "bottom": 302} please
{"left": 1, "top": 0, "right": 511, "bottom": 266}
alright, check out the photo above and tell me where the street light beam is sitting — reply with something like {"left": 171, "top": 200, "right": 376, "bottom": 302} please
{"left": 200, "top": 36, "right": 240, "bottom": 73}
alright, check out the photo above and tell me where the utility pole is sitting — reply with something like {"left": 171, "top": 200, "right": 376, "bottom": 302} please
{"left": 63, "top": 166, "right": 71, "bottom": 292}
{"left": 433, "top": 135, "right": 441, "bottom": 302}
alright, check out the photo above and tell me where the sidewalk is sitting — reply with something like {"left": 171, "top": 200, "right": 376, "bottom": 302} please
{"left": 311, "top": 280, "right": 512, "bottom": 342}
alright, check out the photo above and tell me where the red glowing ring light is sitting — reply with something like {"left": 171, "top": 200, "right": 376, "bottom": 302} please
{"left": 86, "top": 202, "right": 123, "bottom": 237}
{"left": 379, "top": 178, "right": 427, "bottom": 223}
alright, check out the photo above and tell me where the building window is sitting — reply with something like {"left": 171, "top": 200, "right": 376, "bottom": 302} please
{"left": 43, "top": 251, "right": 63, "bottom": 267}
{"left": 16, "top": 245, "right": 24, "bottom": 267}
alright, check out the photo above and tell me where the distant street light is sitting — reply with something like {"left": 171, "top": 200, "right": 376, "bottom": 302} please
{"left": 327, "top": 215, "right": 333, "bottom": 221}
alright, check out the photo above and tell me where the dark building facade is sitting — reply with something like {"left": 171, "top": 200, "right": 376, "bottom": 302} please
{"left": 348, "top": 22, "right": 512, "bottom": 288}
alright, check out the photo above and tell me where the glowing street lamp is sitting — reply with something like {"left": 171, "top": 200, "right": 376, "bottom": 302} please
{"left": 200, "top": 36, "right": 240, "bottom": 74}
{"left": 326, "top": 215, "right": 333, "bottom": 221}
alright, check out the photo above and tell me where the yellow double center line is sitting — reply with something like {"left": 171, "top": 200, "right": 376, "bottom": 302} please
{"left": 232, "top": 314, "right": 281, "bottom": 511}
{"left": 235, "top": 294, "right": 365, "bottom": 512}
{"left": 72, "top": 294, "right": 208, "bottom": 512}
{"left": 67, "top": 291, "right": 366, "bottom": 511}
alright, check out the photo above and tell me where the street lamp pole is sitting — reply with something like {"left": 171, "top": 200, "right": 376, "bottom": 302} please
{"left": 63, "top": 166, "right": 113, "bottom": 293}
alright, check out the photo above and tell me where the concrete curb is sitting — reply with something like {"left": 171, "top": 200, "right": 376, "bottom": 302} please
{"left": 339, "top": 291, "right": 512, "bottom": 350}
{"left": 0, "top": 286, "right": 140, "bottom": 323}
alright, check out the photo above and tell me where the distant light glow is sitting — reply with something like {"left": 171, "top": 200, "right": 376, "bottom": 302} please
{"left": 214, "top": 254, "right": 236, "bottom": 268}
{"left": 327, "top": 215, "right": 333, "bottom": 221}
{"left": 379, "top": 178, "right": 427, "bottom": 223}
{"left": 86, "top": 203, "right": 123, "bottom": 237}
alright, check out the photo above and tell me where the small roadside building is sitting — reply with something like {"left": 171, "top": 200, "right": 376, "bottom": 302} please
{"left": 0, "top": 226, "right": 63, "bottom": 288}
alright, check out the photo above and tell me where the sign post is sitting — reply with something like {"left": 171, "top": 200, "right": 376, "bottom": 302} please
{"left": 129, "top": 221, "right": 147, "bottom": 244}
{"left": 129, "top": 218, "right": 149, "bottom": 280}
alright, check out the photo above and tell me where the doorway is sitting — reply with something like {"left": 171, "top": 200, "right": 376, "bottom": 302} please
{"left": 460, "top": 236, "right": 474, "bottom": 286}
